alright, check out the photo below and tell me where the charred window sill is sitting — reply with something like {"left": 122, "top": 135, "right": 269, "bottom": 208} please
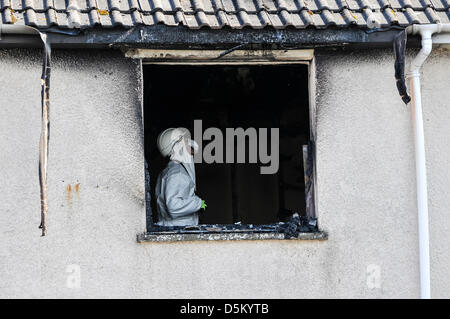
{"left": 137, "top": 229, "right": 327, "bottom": 243}
{"left": 138, "top": 217, "right": 325, "bottom": 243}
{"left": 137, "top": 220, "right": 328, "bottom": 243}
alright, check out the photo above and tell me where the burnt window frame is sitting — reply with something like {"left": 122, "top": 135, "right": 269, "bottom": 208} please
{"left": 136, "top": 49, "right": 320, "bottom": 241}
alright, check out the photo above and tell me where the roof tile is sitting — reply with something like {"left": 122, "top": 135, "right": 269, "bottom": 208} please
{"left": 0, "top": 0, "right": 449, "bottom": 30}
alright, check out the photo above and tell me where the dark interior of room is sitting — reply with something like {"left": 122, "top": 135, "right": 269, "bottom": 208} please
{"left": 144, "top": 64, "right": 310, "bottom": 226}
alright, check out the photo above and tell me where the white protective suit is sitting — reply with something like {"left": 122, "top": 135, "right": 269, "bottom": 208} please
{"left": 155, "top": 130, "right": 202, "bottom": 226}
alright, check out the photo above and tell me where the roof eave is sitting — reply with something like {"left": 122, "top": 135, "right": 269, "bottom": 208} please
{"left": 0, "top": 25, "right": 418, "bottom": 49}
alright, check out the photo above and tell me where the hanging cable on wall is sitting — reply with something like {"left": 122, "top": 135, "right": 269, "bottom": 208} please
{"left": 38, "top": 33, "right": 51, "bottom": 236}
{"left": 393, "top": 29, "right": 411, "bottom": 104}
{"left": 0, "top": 25, "right": 52, "bottom": 236}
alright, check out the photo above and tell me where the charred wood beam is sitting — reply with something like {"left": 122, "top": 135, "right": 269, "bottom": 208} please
{"left": 303, "top": 142, "right": 316, "bottom": 219}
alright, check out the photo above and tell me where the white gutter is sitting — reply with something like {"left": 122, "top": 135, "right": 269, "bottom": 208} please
{"left": 406, "top": 23, "right": 450, "bottom": 299}
{"left": 0, "top": 24, "right": 40, "bottom": 35}
{"left": 0, "top": 24, "right": 49, "bottom": 48}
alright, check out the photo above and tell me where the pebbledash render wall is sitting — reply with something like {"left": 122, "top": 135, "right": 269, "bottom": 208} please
{"left": 0, "top": 47, "right": 449, "bottom": 298}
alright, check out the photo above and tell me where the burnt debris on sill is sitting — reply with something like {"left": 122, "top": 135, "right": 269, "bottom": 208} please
{"left": 137, "top": 214, "right": 327, "bottom": 242}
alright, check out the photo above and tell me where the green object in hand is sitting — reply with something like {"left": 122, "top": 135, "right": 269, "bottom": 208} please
{"left": 201, "top": 200, "right": 207, "bottom": 210}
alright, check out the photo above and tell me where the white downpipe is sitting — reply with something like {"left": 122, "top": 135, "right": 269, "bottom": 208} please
{"left": 407, "top": 23, "right": 450, "bottom": 299}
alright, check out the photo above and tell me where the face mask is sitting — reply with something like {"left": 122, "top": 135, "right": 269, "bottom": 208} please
{"left": 187, "top": 138, "right": 199, "bottom": 154}
{"left": 170, "top": 136, "right": 196, "bottom": 187}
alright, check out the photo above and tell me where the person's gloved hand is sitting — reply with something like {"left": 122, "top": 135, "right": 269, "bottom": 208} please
{"left": 201, "top": 200, "right": 207, "bottom": 211}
